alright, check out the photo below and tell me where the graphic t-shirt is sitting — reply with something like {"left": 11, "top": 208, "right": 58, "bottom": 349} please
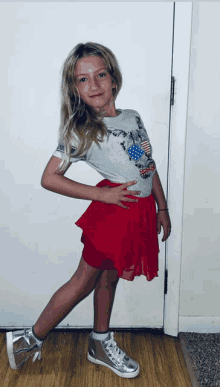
{"left": 52, "top": 109, "right": 157, "bottom": 197}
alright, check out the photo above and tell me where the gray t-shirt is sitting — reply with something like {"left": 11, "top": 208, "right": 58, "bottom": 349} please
{"left": 53, "top": 109, "right": 157, "bottom": 197}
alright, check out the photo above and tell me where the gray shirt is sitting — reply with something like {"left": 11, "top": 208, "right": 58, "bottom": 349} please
{"left": 53, "top": 109, "right": 157, "bottom": 198}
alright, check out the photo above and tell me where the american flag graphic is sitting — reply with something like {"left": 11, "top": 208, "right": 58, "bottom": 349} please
{"left": 141, "top": 140, "right": 151, "bottom": 155}
{"left": 127, "top": 138, "right": 155, "bottom": 177}
{"left": 140, "top": 164, "right": 156, "bottom": 175}
{"left": 127, "top": 140, "right": 151, "bottom": 161}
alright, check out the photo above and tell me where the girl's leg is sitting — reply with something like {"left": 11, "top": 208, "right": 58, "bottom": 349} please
{"left": 34, "top": 256, "right": 104, "bottom": 340}
{"left": 93, "top": 269, "right": 119, "bottom": 332}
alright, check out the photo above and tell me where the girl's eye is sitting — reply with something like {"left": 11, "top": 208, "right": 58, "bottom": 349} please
{"left": 79, "top": 77, "right": 86, "bottom": 83}
{"left": 78, "top": 72, "right": 106, "bottom": 83}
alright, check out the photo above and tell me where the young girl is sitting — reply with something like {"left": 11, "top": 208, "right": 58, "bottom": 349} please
{"left": 6, "top": 42, "right": 171, "bottom": 378}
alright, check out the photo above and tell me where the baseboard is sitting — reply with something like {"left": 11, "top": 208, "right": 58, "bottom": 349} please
{"left": 179, "top": 316, "right": 220, "bottom": 333}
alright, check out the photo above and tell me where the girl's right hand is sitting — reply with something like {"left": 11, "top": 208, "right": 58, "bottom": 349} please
{"left": 98, "top": 180, "right": 141, "bottom": 209}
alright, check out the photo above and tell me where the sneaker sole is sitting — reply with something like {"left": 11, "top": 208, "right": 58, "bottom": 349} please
{"left": 87, "top": 351, "right": 140, "bottom": 378}
{"left": 6, "top": 332, "right": 17, "bottom": 369}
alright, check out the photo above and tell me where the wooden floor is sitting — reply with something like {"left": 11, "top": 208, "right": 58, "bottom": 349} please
{"left": 0, "top": 329, "right": 193, "bottom": 387}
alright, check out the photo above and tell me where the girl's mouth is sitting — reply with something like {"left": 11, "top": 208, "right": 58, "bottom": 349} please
{"left": 90, "top": 93, "right": 103, "bottom": 98}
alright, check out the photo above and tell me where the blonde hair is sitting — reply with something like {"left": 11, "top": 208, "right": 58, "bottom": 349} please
{"left": 56, "top": 42, "right": 123, "bottom": 173}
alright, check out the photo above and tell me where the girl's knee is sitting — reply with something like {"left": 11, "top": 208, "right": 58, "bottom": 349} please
{"left": 100, "top": 270, "right": 119, "bottom": 286}
{"left": 73, "top": 256, "right": 103, "bottom": 286}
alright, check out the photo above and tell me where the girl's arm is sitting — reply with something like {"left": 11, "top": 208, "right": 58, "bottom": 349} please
{"left": 152, "top": 171, "right": 167, "bottom": 210}
{"left": 41, "top": 156, "right": 101, "bottom": 201}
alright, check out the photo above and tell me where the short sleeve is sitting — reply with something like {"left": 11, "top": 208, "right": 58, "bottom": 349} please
{"left": 52, "top": 139, "right": 87, "bottom": 163}
{"left": 133, "top": 110, "right": 152, "bottom": 147}
{"left": 134, "top": 110, "right": 157, "bottom": 174}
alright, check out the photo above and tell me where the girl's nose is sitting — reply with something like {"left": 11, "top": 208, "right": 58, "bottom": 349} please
{"left": 89, "top": 77, "right": 100, "bottom": 89}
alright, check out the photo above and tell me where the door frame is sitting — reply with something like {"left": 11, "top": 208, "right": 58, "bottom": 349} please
{"left": 164, "top": 2, "right": 193, "bottom": 337}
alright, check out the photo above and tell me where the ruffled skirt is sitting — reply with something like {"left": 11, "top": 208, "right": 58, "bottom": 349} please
{"left": 75, "top": 179, "right": 160, "bottom": 281}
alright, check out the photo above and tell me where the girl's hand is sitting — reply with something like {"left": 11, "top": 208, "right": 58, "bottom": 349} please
{"left": 99, "top": 180, "right": 140, "bottom": 209}
{"left": 157, "top": 210, "right": 171, "bottom": 242}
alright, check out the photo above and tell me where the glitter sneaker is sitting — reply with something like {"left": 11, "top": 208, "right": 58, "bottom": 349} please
{"left": 6, "top": 328, "right": 44, "bottom": 369}
{"left": 87, "top": 331, "right": 140, "bottom": 378}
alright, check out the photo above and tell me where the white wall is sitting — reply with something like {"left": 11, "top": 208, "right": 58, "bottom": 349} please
{"left": 179, "top": 3, "right": 220, "bottom": 328}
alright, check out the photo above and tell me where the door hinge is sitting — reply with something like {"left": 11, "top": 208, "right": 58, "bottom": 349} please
{"left": 164, "top": 269, "right": 168, "bottom": 294}
{"left": 170, "top": 76, "right": 175, "bottom": 106}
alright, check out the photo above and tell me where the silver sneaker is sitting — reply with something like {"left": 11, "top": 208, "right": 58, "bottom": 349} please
{"left": 6, "top": 328, "right": 44, "bottom": 369}
{"left": 87, "top": 331, "right": 140, "bottom": 378}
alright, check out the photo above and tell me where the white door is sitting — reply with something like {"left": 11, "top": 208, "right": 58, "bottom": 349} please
{"left": 1, "top": 3, "right": 174, "bottom": 331}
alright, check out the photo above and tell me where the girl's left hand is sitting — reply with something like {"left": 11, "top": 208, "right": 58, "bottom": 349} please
{"left": 156, "top": 210, "right": 171, "bottom": 242}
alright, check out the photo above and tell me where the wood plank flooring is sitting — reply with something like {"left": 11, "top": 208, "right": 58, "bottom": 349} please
{"left": 0, "top": 329, "right": 193, "bottom": 387}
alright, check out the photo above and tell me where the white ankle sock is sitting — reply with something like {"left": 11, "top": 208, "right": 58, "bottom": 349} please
{"left": 92, "top": 331, "right": 109, "bottom": 341}
{"left": 31, "top": 326, "right": 45, "bottom": 345}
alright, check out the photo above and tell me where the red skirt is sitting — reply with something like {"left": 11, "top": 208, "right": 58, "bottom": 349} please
{"left": 75, "top": 179, "right": 160, "bottom": 282}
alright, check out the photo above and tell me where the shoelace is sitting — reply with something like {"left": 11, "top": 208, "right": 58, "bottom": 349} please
{"left": 32, "top": 336, "right": 44, "bottom": 363}
{"left": 25, "top": 329, "right": 44, "bottom": 363}
{"left": 104, "top": 332, "right": 126, "bottom": 363}
{"left": 32, "top": 348, "right": 42, "bottom": 363}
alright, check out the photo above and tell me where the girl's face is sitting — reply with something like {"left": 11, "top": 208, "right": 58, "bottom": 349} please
{"left": 74, "top": 56, "right": 117, "bottom": 116}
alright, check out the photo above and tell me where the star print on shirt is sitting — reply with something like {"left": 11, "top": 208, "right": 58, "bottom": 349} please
{"left": 127, "top": 140, "right": 151, "bottom": 160}
{"left": 127, "top": 144, "right": 144, "bottom": 160}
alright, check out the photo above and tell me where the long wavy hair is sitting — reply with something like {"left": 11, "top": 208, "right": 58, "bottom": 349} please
{"left": 56, "top": 42, "right": 123, "bottom": 173}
